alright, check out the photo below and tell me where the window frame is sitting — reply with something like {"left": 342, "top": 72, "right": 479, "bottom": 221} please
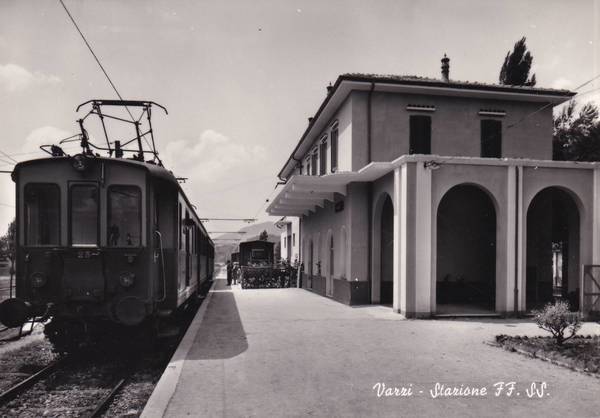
{"left": 330, "top": 123, "right": 339, "bottom": 173}
{"left": 23, "top": 182, "right": 61, "bottom": 247}
{"left": 311, "top": 150, "right": 318, "bottom": 176}
{"left": 68, "top": 182, "right": 100, "bottom": 247}
{"left": 319, "top": 136, "right": 328, "bottom": 175}
{"left": 480, "top": 119, "right": 502, "bottom": 158}
{"left": 107, "top": 184, "right": 143, "bottom": 248}
{"left": 409, "top": 115, "right": 432, "bottom": 155}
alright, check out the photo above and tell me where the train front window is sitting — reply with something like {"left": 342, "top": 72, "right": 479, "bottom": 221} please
{"left": 24, "top": 184, "right": 60, "bottom": 246}
{"left": 108, "top": 186, "right": 141, "bottom": 247}
{"left": 70, "top": 184, "right": 98, "bottom": 246}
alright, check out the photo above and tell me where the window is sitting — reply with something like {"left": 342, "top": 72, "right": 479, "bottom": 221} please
{"left": 24, "top": 184, "right": 60, "bottom": 246}
{"left": 319, "top": 138, "right": 327, "bottom": 175}
{"left": 178, "top": 203, "right": 182, "bottom": 249}
{"left": 409, "top": 115, "right": 431, "bottom": 155}
{"left": 70, "top": 184, "right": 98, "bottom": 246}
{"left": 311, "top": 152, "right": 318, "bottom": 175}
{"left": 108, "top": 186, "right": 141, "bottom": 247}
{"left": 330, "top": 126, "right": 338, "bottom": 172}
{"left": 305, "top": 158, "right": 310, "bottom": 176}
{"left": 481, "top": 119, "right": 502, "bottom": 158}
{"left": 292, "top": 233, "right": 296, "bottom": 247}
{"left": 329, "top": 234, "right": 334, "bottom": 277}
{"left": 283, "top": 238, "right": 286, "bottom": 248}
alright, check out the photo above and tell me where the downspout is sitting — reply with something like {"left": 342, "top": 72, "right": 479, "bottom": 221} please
{"left": 367, "top": 82, "right": 375, "bottom": 303}
{"left": 514, "top": 165, "right": 520, "bottom": 316}
{"left": 298, "top": 217, "right": 302, "bottom": 288}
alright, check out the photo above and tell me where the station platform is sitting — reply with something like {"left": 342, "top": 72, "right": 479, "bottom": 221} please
{"left": 142, "top": 273, "right": 600, "bottom": 418}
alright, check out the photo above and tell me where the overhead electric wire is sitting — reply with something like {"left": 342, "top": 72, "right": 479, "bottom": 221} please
{"left": 58, "top": 0, "right": 134, "bottom": 121}
{"left": 507, "top": 71, "right": 600, "bottom": 129}
{"left": 58, "top": 0, "right": 154, "bottom": 153}
{"left": 0, "top": 149, "right": 18, "bottom": 164}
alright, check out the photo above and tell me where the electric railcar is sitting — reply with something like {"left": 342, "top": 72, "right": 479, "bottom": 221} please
{"left": 0, "top": 100, "right": 214, "bottom": 349}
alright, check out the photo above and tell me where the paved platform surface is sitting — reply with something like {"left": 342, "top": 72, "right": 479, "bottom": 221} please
{"left": 145, "top": 276, "right": 600, "bottom": 418}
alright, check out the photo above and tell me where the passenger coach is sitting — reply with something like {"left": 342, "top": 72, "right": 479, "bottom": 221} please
{"left": 0, "top": 153, "right": 214, "bottom": 345}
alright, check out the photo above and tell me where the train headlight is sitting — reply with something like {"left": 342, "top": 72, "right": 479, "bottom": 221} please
{"left": 71, "top": 154, "right": 89, "bottom": 172}
{"left": 30, "top": 272, "right": 47, "bottom": 288}
{"left": 119, "top": 272, "right": 136, "bottom": 288}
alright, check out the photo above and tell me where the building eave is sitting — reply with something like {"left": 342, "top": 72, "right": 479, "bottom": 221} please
{"left": 277, "top": 75, "right": 576, "bottom": 181}
{"left": 267, "top": 155, "right": 598, "bottom": 217}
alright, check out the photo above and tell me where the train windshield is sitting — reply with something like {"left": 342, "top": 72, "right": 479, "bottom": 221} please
{"left": 108, "top": 186, "right": 141, "bottom": 247}
{"left": 24, "top": 184, "right": 60, "bottom": 246}
{"left": 70, "top": 184, "right": 98, "bottom": 246}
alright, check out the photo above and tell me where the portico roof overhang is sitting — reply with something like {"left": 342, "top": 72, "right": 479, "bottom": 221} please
{"left": 267, "top": 154, "right": 599, "bottom": 216}
{"left": 267, "top": 162, "right": 394, "bottom": 216}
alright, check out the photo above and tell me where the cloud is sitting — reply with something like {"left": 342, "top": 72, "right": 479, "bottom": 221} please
{"left": 551, "top": 77, "right": 574, "bottom": 90}
{"left": 163, "top": 129, "right": 266, "bottom": 184}
{"left": 24, "top": 126, "right": 73, "bottom": 152}
{"left": 0, "top": 63, "right": 61, "bottom": 92}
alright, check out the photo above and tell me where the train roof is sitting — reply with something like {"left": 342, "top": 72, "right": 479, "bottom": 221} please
{"left": 12, "top": 156, "right": 214, "bottom": 245}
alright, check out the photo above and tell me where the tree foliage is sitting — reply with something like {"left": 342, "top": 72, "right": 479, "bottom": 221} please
{"left": 553, "top": 101, "right": 600, "bottom": 161}
{"left": 499, "top": 37, "right": 536, "bottom": 86}
{"left": 0, "top": 219, "right": 15, "bottom": 259}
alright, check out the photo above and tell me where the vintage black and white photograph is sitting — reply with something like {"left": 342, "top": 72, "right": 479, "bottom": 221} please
{"left": 0, "top": 0, "right": 599, "bottom": 417}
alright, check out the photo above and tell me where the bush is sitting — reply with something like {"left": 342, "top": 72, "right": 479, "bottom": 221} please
{"left": 533, "top": 300, "right": 581, "bottom": 345}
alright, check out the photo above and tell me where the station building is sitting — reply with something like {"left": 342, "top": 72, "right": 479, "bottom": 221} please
{"left": 267, "top": 57, "right": 600, "bottom": 318}
{"left": 277, "top": 217, "right": 300, "bottom": 264}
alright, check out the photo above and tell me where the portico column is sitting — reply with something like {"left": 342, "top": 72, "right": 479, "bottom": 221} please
{"left": 413, "top": 161, "right": 432, "bottom": 316}
{"left": 393, "top": 166, "right": 405, "bottom": 313}
{"left": 395, "top": 162, "right": 433, "bottom": 317}
{"left": 504, "top": 165, "right": 517, "bottom": 313}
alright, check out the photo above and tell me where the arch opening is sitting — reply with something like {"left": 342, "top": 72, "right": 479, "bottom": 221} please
{"left": 436, "top": 184, "right": 497, "bottom": 314}
{"left": 526, "top": 187, "right": 580, "bottom": 311}
{"left": 380, "top": 195, "right": 394, "bottom": 305}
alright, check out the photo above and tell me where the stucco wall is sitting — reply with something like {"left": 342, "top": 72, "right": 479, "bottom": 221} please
{"left": 299, "top": 96, "right": 353, "bottom": 174}
{"left": 364, "top": 92, "right": 553, "bottom": 163}
{"left": 301, "top": 196, "right": 349, "bottom": 280}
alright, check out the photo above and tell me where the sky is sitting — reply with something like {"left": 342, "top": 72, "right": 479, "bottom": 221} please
{"left": 0, "top": 0, "right": 598, "bottom": 237}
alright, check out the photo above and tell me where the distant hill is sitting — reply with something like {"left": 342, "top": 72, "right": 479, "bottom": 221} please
{"left": 213, "top": 221, "right": 283, "bottom": 264}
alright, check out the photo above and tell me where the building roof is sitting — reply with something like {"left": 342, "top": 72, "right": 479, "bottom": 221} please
{"left": 340, "top": 73, "right": 574, "bottom": 96}
{"left": 277, "top": 73, "right": 576, "bottom": 181}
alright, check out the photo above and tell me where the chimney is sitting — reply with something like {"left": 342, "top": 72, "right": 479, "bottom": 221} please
{"left": 441, "top": 54, "right": 450, "bottom": 82}
{"left": 326, "top": 82, "right": 333, "bottom": 94}
{"left": 308, "top": 117, "right": 314, "bottom": 124}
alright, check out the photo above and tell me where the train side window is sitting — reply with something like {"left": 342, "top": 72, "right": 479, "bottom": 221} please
{"left": 70, "top": 184, "right": 99, "bottom": 246}
{"left": 107, "top": 186, "right": 141, "bottom": 247}
{"left": 24, "top": 183, "right": 60, "bottom": 246}
{"left": 178, "top": 203, "right": 182, "bottom": 249}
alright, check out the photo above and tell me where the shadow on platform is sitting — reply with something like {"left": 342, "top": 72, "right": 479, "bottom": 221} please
{"left": 187, "top": 279, "right": 248, "bottom": 359}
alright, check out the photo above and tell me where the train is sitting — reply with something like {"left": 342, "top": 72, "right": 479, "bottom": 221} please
{"left": 0, "top": 99, "right": 214, "bottom": 350}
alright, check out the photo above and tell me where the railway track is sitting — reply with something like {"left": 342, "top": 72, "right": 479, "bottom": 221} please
{"left": 0, "top": 354, "right": 134, "bottom": 417}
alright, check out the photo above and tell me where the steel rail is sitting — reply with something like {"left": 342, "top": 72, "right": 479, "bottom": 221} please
{"left": 0, "top": 357, "right": 66, "bottom": 406}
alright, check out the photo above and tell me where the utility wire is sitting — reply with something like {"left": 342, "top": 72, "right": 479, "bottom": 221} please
{"left": 58, "top": 0, "right": 134, "bottom": 122}
{"left": 507, "top": 72, "right": 600, "bottom": 129}
{"left": 0, "top": 149, "right": 18, "bottom": 164}
{"left": 58, "top": 0, "right": 153, "bottom": 153}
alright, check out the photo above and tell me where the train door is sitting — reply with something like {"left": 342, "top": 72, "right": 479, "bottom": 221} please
{"left": 185, "top": 210, "right": 191, "bottom": 287}
{"left": 64, "top": 182, "right": 104, "bottom": 301}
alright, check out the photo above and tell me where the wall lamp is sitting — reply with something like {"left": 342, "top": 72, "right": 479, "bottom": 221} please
{"left": 424, "top": 161, "right": 442, "bottom": 170}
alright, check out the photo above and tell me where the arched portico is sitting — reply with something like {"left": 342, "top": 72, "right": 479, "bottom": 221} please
{"left": 525, "top": 187, "right": 581, "bottom": 311}
{"left": 325, "top": 229, "right": 334, "bottom": 296}
{"left": 371, "top": 193, "right": 394, "bottom": 305}
{"left": 436, "top": 184, "right": 497, "bottom": 314}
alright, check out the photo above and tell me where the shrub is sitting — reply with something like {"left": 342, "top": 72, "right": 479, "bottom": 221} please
{"left": 532, "top": 300, "right": 581, "bottom": 345}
